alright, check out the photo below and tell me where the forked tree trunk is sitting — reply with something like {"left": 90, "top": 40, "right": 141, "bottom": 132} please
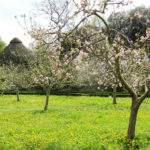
{"left": 16, "top": 90, "right": 20, "bottom": 102}
{"left": 44, "top": 88, "right": 50, "bottom": 111}
{"left": 127, "top": 98, "right": 140, "bottom": 139}
{"left": 113, "top": 85, "right": 117, "bottom": 104}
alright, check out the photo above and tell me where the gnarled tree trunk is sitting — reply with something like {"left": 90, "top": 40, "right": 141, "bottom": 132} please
{"left": 127, "top": 98, "right": 140, "bottom": 139}
{"left": 44, "top": 87, "right": 50, "bottom": 111}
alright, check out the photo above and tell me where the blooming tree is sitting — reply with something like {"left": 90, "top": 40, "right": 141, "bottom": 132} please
{"left": 17, "top": 0, "right": 150, "bottom": 139}
{"left": 0, "top": 65, "right": 12, "bottom": 94}
{"left": 7, "top": 64, "right": 31, "bottom": 102}
{"left": 16, "top": 0, "right": 81, "bottom": 110}
{"left": 74, "top": 51, "right": 120, "bottom": 104}
{"left": 0, "top": 64, "right": 31, "bottom": 101}
{"left": 30, "top": 51, "right": 73, "bottom": 111}
{"left": 73, "top": 24, "right": 121, "bottom": 104}
{"left": 72, "top": 0, "right": 150, "bottom": 139}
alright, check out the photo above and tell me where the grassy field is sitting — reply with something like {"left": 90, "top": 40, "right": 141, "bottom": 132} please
{"left": 0, "top": 95, "right": 150, "bottom": 150}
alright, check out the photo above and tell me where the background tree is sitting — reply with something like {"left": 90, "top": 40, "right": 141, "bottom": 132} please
{"left": 108, "top": 6, "right": 150, "bottom": 92}
{"left": 73, "top": 51, "right": 120, "bottom": 104}
{"left": 30, "top": 50, "right": 73, "bottom": 111}
{"left": 0, "top": 65, "right": 11, "bottom": 95}
{"left": 108, "top": 6, "right": 150, "bottom": 42}
{"left": 16, "top": 0, "right": 81, "bottom": 110}
{"left": 5, "top": 64, "right": 31, "bottom": 102}
{"left": 0, "top": 37, "right": 6, "bottom": 51}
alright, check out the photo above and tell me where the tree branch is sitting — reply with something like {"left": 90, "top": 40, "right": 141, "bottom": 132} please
{"left": 93, "top": 11, "right": 110, "bottom": 32}
{"left": 115, "top": 56, "right": 137, "bottom": 98}
{"left": 64, "top": 13, "right": 93, "bottom": 39}
{"left": 110, "top": 29, "right": 134, "bottom": 48}
{"left": 138, "top": 88, "right": 150, "bottom": 106}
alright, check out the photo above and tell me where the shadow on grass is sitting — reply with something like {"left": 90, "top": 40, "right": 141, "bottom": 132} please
{"left": 32, "top": 108, "right": 58, "bottom": 114}
{"left": 45, "top": 145, "right": 62, "bottom": 150}
{"left": 44, "top": 142, "right": 67, "bottom": 150}
{"left": 123, "top": 142, "right": 140, "bottom": 150}
{"left": 45, "top": 144, "right": 106, "bottom": 150}
{"left": 32, "top": 110, "right": 45, "bottom": 114}
{"left": 122, "top": 136, "right": 147, "bottom": 150}
{"left": 44, "top": 139, "right": 112, "bottom": 150}
{"left": 114, "top": 133, "right": 150, "bottom": 150}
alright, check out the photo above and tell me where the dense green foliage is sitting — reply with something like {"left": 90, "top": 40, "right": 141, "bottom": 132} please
{"left": 0, "top": 95, "right": 150, "bottom": 150}
{"left": 108, "top": 6, "right": 150, "bottom": 42}
{"left": 0, "top": 40, "right": 5, "bottom": 51}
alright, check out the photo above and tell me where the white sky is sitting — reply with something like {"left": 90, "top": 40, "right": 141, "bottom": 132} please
{"left": 0, "top": 0, "right": 150, "bottom": 47}
{"left": 0, "top": 0, "right": 41, "bottom": 47}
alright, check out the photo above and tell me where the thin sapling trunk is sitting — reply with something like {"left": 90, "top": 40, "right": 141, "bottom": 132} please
{"left": 113, "top": 85, "right": 117, "bottom": 104}
{"left": 16, "top": 89, "right": 20, "bottom": 102}
{"left": 44, "top": 87, "right": 51, "bottom": 111}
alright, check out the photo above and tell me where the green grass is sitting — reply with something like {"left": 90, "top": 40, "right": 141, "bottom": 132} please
{"left": 0, "top": 95, "right": 150, "bottom": 150}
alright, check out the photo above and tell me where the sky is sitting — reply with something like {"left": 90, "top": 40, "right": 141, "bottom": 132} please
{"left": 0, "top": 0, "right": 150, "bottom": 48}
{"left": 0, "top": 0, "right": 41, "bottom": 47}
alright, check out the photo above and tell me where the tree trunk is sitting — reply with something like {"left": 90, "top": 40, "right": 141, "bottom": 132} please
{"left": 44, "top": 88, "right": 50, "bottom": 111}
{"left": 16, "top": 90, "right": 20, "bottom": 102}
{"left": 127, "top": 99, "right": 139, "bottom": 139}
{"left": 113, "top": 85, "right": 117, "bottom": 104}
{"left": 1, "top": 90, "right": 5, "bottom": 96}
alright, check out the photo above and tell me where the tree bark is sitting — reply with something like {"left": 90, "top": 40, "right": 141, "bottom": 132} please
{"left": 44, "top": 88, "right": 50, "bottom": 111}
{"left": 16, "top": 90, "right": 20, "bottom": 102}
{"left": 127, "top": 99, "right": 139, "bottom": 139}
{"left": 113, "top": 85, "right": 117, "bottom": 104}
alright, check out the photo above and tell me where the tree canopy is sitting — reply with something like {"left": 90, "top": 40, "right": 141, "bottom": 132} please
{"left": 0, "top": 39, "right": 6, "bottom": 51}
{"left": 108, "top": 6, "right": 150, "bottom": 42}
